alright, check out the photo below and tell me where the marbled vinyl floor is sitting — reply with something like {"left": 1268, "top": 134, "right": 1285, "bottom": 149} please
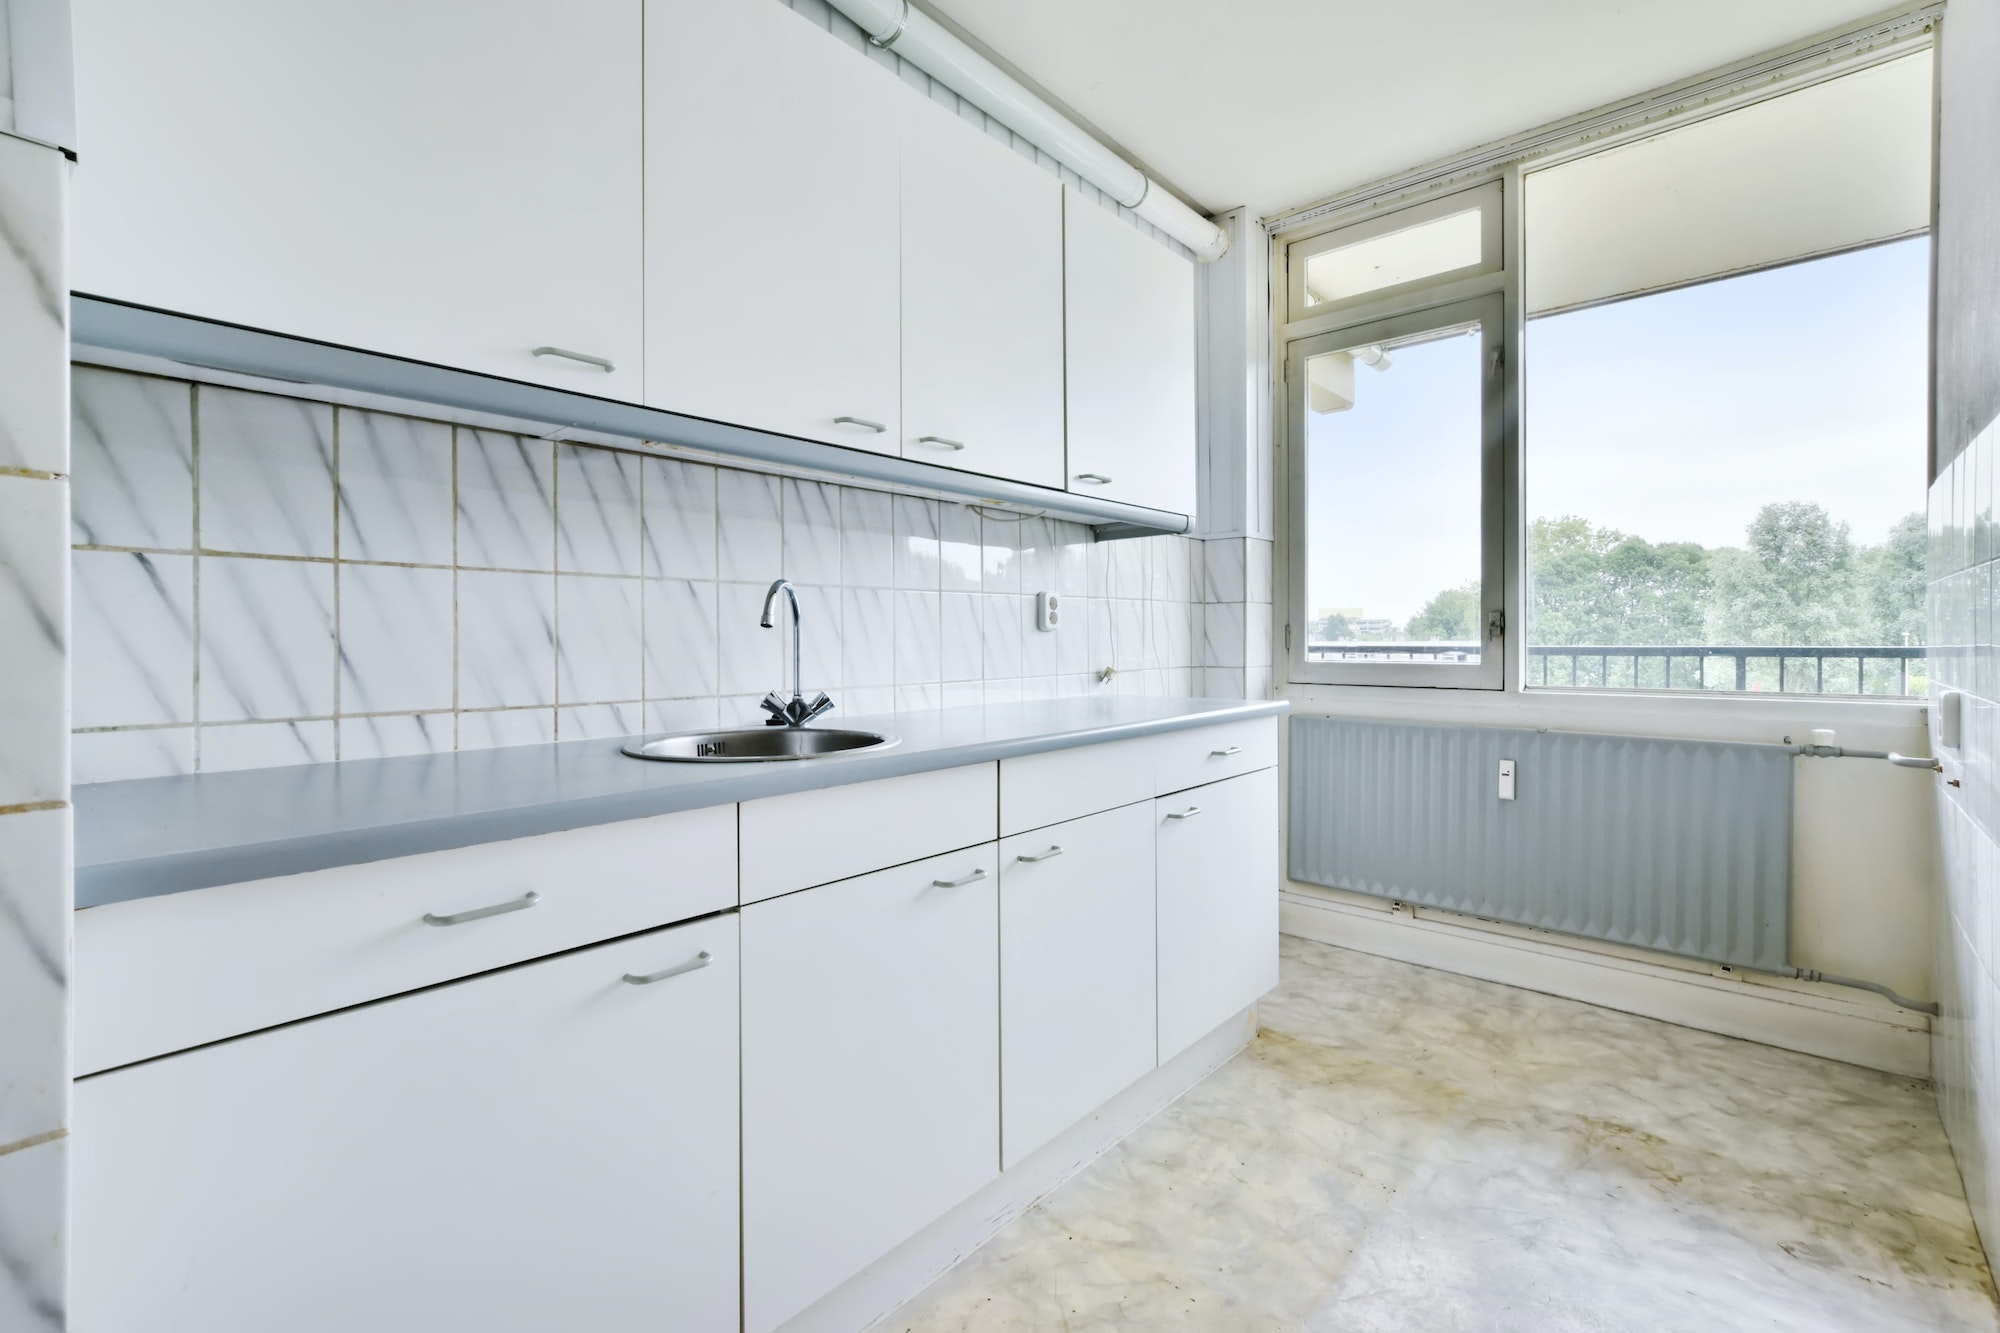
{"left": 891, "top": 936, "right": 1999, "bottom": 1331}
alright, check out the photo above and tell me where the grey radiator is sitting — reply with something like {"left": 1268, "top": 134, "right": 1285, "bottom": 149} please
{"left": 1287, "top": 716, "right": 1794, "bottom": 971}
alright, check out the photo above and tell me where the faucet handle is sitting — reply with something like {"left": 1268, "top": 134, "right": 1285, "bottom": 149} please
{"left": 802, "top": 692, "right": 835, "bottom": 723}
{"left": 758, "top": 691, "right": 792, "bottom": 726}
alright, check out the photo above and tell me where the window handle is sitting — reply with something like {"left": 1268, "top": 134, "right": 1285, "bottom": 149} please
{"left": 834, "top": 415, "right": 888, "bottom": 433}
{"left": 623, "top": 950, "right": 712, "bottom": 986}
{"left": 1074, "top": 473, "right": 1113, "bottom": 485}
{"left": 423, "top": 890, "right": 539, "bottom": 926}
{"left": 932, "top": 868, "right": 989, "bottom": 888}
{"left": 916, "top": 435, "right": 967, "bottom": 451}
{"left": 1166, "top": 806, "right": 1203, "bottom": 820}
{"left": 532, "top": 346, "right": 615, "bottom": 373}
{"left": 1017, "top": 845, "right": 1065, "bottom": 863}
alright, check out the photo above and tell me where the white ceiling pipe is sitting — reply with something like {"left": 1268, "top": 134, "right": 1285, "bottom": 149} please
{"left": 825, "top": 0, "right": 1229, "bottom": 262}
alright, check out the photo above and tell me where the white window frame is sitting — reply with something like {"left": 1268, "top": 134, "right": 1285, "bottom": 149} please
{"left": 1271, "top": 19, "right": 1934, "bottom": 721}
{"left": 1286, "top": 294, "right": 1506, "bottom": 689}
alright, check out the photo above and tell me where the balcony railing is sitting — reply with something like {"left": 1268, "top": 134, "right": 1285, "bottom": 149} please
{"left": 1306, "top": 642, "right": 1927, "bottom": 696}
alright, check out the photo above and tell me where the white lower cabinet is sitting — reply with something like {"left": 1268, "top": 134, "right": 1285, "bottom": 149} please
{"left": 742, "top": 845, "right": 1001, "bottom": 1332}
{"left": 73, "top": 914, "right": 741, "bottom": 1333}
{"left": 1157, "top": 767, "right": 1282, "bottom": 1063}
{"left": 1000, "top": 801, "right": 1157, "bottom": 1168}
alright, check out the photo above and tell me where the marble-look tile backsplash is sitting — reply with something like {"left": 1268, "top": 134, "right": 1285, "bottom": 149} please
{"left": 70, "top": 364, "right": 1207, "bottom": 783}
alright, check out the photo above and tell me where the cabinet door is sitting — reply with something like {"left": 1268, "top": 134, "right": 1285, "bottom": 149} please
{"left": 645, "top": 0, "right": 901, "bottom": 453}
{"left": 70, "top": 0, "right": 645, "bottom": 400}
{"left": 74, "top": 916, "right": 740, "bottom": 1333}
{"left": 1064, "top": 187, "right": 1199, "bottom": 516}
{"left": 1000, "top": 801, "right": 1156, "bottom": 1168}
{"left": 1157, "top": 768, "right": 1279, "bottom": 1062}
{"left": 742, "top": 845, "right": 999, "bottom": 1332}
{"left": 900, "top": 99, "right": 1065, "bottom": 486}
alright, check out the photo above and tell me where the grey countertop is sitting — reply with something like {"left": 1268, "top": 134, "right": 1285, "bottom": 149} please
{"left": 75, "top": 696, "right": 1289, "bottom": 909}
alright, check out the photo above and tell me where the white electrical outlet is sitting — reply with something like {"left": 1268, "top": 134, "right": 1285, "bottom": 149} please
{"left": 1035, "top": 590, "right": 1060, "bottom": 631}
{"left": 1497, "top": 759, "right": 1516, "bottom": 801}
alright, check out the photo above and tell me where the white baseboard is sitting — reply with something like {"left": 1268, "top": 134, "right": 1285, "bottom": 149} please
{"left": 779, "top": 1007, "right": 1257, "bottom": 1333}
{"left": 1280, "top": 887, "right": 1930, "bottom": 1079}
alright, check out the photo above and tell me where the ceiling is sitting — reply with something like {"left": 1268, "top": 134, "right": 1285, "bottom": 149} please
{"left": 924, "top": 0, "right": 1907, "bottom": 218}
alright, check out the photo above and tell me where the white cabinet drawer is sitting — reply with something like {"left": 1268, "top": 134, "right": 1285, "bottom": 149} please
{"left": 75, "top": 805, "right": 737, "bottom": 1075}
{"left": 76, "top": 914, "right": 741, "bottom": 1333}
{"left": 738, "top": 764, "right": 998, "bottom": 904}
{"left": 1154, "top": 717, "right": 1278, "bottom": 795}
{"left": 999, "top": 736, "right": 1155, "bottom": 835}
{"left": 742, "top": 844, "right": 999, "bottom": 1332}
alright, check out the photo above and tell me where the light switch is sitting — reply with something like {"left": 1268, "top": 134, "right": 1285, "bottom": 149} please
{"left": 1498, "top": 759, "right": 1516, "bottom": 801}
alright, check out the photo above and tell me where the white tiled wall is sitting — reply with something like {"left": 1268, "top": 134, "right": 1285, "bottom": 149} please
{"left": 1931, "top": 416, "right": 2000, "bottom": 1264}
{"left": 70, "top": 365, "right": 1208, "bottom": 782}
{"left": 0, "top": 128, "right": 71, "bottom": 1331}
{"left": 1197, "top": 535, "right": 1275, "bottom": 699}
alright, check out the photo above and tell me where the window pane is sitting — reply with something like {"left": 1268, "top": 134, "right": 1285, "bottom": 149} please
{"left": 1302, "top": 208, "right": 1483, "bottom": 306}
{"left": 1305, "top": 326, "right": 1484, "bottom": 664}
{"left": 1524, "top": 238, "right": 1929, "bottom": 696}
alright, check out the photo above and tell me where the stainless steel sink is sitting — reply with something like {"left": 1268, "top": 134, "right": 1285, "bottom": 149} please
{"left": 621, "top": 727, "right": 898, "bottom": 763}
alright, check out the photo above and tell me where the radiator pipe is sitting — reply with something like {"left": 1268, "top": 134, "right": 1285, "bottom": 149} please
{"left": 1753, "top": 966, "right": 1941, "bottom": 1016}
{"left": 1789, "top": 742, "right": 1940, "bottom": 770}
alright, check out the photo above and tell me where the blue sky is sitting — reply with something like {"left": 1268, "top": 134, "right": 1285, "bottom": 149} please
{"left": 1305, "top": 237, "right": 1930, "bottom": 626}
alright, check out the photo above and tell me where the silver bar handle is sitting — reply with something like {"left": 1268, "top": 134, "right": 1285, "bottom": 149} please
{"left": 1166, "top": 806, "right": 1203, "bottom": 820}
{"left": 531, "top": 346, "right": 616, "bottom": 373}
{"left": 623, "top": 950, "right": 712, "bottom": 986}
{"left": 1074, "top": 473, "right": 1113, "bottom": 485}
{"left": 1017, "top": 846, "right": 1065, "bottom": 863}
{"left": 423, "top": 890, "right": 539, "bottom": 927}
{"left": 1211, "top": 745, "right": 1243, "bottom": 757}
{"left": 932, "top": 868, "right": 989, "bottom": 888}
{"left": 834, "top": 415, "right": 888, "bottom": 433}
{"left": 916, "top": 435, "right": 967, "bottom": 451}
{"left": 1889, "top": 752, "right": 1943, "bottom": 770}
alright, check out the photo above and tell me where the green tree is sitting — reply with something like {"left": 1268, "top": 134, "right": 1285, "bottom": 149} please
{"left": 1706, "top": 502, "right": 1859, "bottom": 645}
{"left": 1527, "top": 516, "right": 1710, "bottom": 646}
{"left": 1858, "top": 511, "right": 1927, "bottom": 646}
{"left": 1405, "top": 582, "right": 1480, "bottom": 641}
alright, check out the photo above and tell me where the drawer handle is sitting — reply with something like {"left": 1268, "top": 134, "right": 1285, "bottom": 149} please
{"left": 834, "top": 415, "right": 888, "bottom": 433}
{"left": 623, "top": 950, "right": 712, "bottom": 986}
{"left": 422, "top": 890, "right": 539, "bottom": 927}
{"left": 1166, "top": 806, "right": 1203, "bottom": 821}
{"left": 932, "top": 868, "right": 989, "bottom": 888}
{"left": 1017, "top": 845, "right": 1065, "bottom": 863}
{"left": 916, "top": 435, "right": 967, "bottom": 451}
{"left": 1211, "top": 745, "right": 1244, "bottom": 757}
{"left": 531, "top": 346, "right": 616, "bottom": 373}
{"left": 1074, "top": 473, "right": 1113, "bottom": 485}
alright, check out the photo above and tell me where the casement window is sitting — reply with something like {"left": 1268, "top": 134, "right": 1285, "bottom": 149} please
{"left": 1283, "top": 184, "right": 1505, "bottom": 688}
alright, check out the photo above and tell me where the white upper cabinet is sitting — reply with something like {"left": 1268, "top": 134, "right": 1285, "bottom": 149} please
{"left": 69, "top": 0, "right": 645, "bottom": 400}
{"left": 1064, "top": 187, "right": 1200, "bottom": 516}
{"left": 645, "top": 0, "right": 902, "bottom": 454}
{"left": 900, "top": 100, "right": 1065, "bottom": 487}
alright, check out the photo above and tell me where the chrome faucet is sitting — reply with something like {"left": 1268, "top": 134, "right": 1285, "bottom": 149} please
{"left": 758, "top": 578, "right": 835, "bottom": 728}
